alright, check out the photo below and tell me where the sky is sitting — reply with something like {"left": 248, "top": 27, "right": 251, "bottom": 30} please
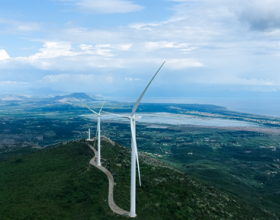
{"left": 0, "top": 0, "right": 280, "bottom": 99}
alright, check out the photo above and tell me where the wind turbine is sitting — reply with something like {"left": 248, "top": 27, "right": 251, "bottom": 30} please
{"left": 84, "top": 102, "right": 105, "bottom": 166}
{"left": 83, "top": 102, "right": 123, "bottom": 166}
{"left": 64, "top": 100, "right": 122, "bottom": 166}
{"left": 112, "top": 62, "right": 165, "bottom": 217}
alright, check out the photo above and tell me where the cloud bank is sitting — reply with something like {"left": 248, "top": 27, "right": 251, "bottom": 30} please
{"left": 0, "top": 41, "right": 204, "bottom": 71}
{"left": 1, "top": 0, "right": 280, "bottom": 95}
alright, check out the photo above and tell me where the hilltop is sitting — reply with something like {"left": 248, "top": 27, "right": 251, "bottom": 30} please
{"left": 0, "top": 139, "right": 278, "bottom": 220}
{"left": 52, "top": 92, "right": 96, "bottom": 103}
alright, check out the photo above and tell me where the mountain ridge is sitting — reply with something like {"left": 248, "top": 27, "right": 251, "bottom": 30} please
{"left": 52, "top": 92, "right": 97, "bottom": 102}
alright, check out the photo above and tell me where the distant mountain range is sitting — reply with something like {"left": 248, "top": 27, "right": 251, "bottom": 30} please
{"left": 0, "top": 93, "right": 101, "bottom": 103}
{"left": 52, "top": 93, "right": 97, "bottom": 103}
{"left": 0, "top": 94, "right": 31, "bottom": 101}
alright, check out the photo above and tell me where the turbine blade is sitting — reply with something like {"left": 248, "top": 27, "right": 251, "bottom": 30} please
{"left": 130, "top": 120, "right": 141, "bottom": 186}
{"left": 131, "top": 61, "right": 165, "bottom": 116}
{"left": 99, "top": 100, "right": 105, "bottom": 114}
{"left": 84, "top": 104, "right": 99, "bottom": 115}
{"left": 94, "top": 127, "right": 98, "bottom": 148}
{"left": 134, "top": 143, "right": 141, "bottom": 186}
{"left": 143, "top": 113, "right": 183, "bottom": 121}
{"left": 77, "top": 100, "right": 99, "bottom": 115}
{"left": 104, "top": 111, "right": 130, "bottom": 119}
{"left": 100, "top": 104, "right": 123, "bottom": 115}
{"left": 65, "top": 101, "right": 99, "bottom": 115}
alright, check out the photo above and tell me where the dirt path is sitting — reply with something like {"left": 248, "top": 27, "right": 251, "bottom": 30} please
{"left": 87, "top": 142, "right": 130, "bottom": 217}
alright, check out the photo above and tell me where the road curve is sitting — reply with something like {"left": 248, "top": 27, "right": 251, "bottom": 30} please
{"left": 87, "top": 143, "right": 130, "bottom": 217}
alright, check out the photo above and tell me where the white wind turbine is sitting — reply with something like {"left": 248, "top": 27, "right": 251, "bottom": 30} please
{"left": 83, "top": 102, "right": 122, "bottom": 166}
{"left": 83, "top": 102, "right": 105, "bottom": 166}
{"left": 65, "top": 100, "right": 121, "bottom": 166}
{"left": 129, "top": 61, "right": 165, "bottom": 217}
{"left": 110, "top": 62, "right": 165, "bottom": 217}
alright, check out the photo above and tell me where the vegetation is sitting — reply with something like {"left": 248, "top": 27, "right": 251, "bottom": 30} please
{"left": 0, "top": 140, "right": 278, "bottom": 219}
{"left": 1, "top": 100, "right": 280, "bottom": 219}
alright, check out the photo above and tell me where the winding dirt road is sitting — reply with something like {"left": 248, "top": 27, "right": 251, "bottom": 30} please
{"left": 87, "top": 143, "right": 130, "bottom": 217}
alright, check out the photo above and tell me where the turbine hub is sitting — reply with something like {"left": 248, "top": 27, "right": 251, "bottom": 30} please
{"left": 129, "top": 115, "right": 142, "bottom": 120}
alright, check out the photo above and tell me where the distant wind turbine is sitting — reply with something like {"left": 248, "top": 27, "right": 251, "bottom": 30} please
{"left": 87, "top": 128, "right": 91, "bottom": 141}
{"left": 63, "top": 100, "right": 120, "bottom": 167}
{"left": 84, "top": 101, "right": 105, "bottom": 166}
{"left": 82, "top": 102, "right": 122, "bottom": 166}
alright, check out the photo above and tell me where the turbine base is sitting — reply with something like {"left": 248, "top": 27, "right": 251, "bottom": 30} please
{"left": 129, "top": 213, "right": 137, "bottom": 218}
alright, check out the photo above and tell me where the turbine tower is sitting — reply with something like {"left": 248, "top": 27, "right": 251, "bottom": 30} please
{"left": 88, "top": 128, "right": 91, "bottom": 141}
{"left": 84, "top": 102, "right": 105, "bottom": 166}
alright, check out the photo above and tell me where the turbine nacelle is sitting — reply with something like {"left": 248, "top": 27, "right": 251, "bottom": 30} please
{"left": 129, "top": 115, "right": 142, "bottom": 120}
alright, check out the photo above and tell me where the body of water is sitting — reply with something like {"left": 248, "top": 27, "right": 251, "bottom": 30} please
{"left": 82, "top": 112, "right": 264, "bottom": 128}
{"left": 107, "top": 97, "right": 280, "bottom": 118}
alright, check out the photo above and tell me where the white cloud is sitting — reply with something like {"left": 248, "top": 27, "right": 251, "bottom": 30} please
{"left": 157, "top": 59, "right": 204, "bottom": 69}
{"left": 0, "top": 81, "right": 27, "bottom": 85}
{"left": 119, "top": 44, "right": 132, "bottom": 51}
{"left": 15, "top": 42, "right": 79, "bottom": 70}
{"left": 30, "top": 42, "right": 75, "bottom": 59}
{"left": 125, "top": 77, "right": 133, "bottom": 81}
{"left": 129, "top": 17, "right": 185, "bottom": 30}
{"left": 0, "top": 18, "right": 41, "bottom": 32}
{"left": 60, "top": 0, "right": 143, "bottom": 14}
{"left": 77, "top": 0, "right": 143, "bottom": 13}
{"left": 55, "top": 17, "right": 219, "bottom": 46}
{"left": 94, "top": 94, "right": 103, "bottom": 97}
{"left": 233, "top": 0, "right": 280, "bottom": 31}
{"left": 168, "top": 0, "right": 280, "bottom": 32}
{"left": 0, "top": 49, "right": 10, "bottom": 61}
{"left": 55, "top": 27, "right": 124, "bottom": 44}
{"left": 12, "top": 42, "right": 119, "bottom": 70}
{"left": 125, "top": 77, "right": 141, "bottom": 82}
{"left": 40, "top": 73, "right": 113, "bottom": 84}
{"left": 80, "top": 44, "right": 114, "bottom": 56}
{"left": 144, "top": 41, "right": 192, "bottom": 51}
{"left": 125, "top": 77, "right": 140, "bottom": 82}
{"left": 1, "top": 41, "right": 204, "bottom": 71}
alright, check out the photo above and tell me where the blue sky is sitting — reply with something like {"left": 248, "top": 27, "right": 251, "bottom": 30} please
{"left": 0, "top": 0, "right": 280, "bottom": 98}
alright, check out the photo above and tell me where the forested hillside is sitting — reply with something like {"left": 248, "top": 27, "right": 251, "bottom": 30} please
{"left": 0, "top": 139, "right": 277, "bottom": 220}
